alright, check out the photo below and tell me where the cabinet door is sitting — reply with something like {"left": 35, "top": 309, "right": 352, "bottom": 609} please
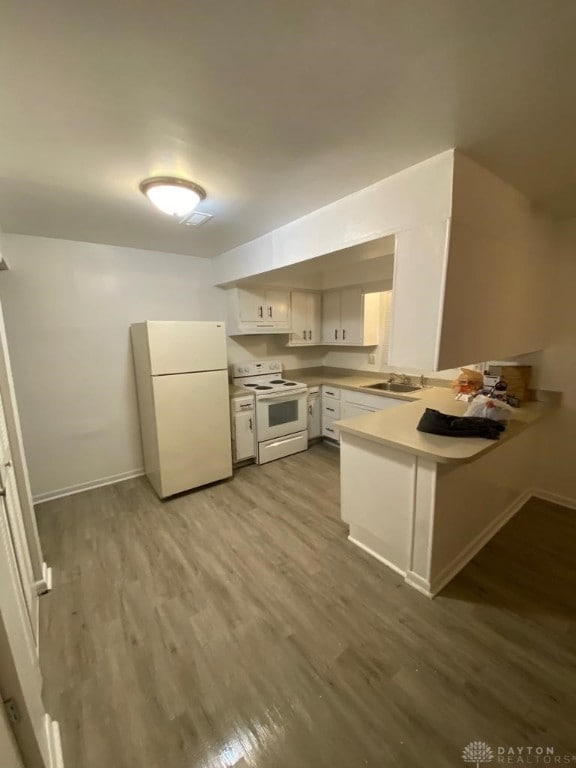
{"left": 237, "top": 288, "right": 265, "bottom": 322}
{"left": 322, "top": 418, "right": 340, "bottom": 442}
{"left": 308, "top": 293, "right": 322, "bottom": 344}
{"left": 234, "top": 411, "right": 256, "bottom": 461}
{"left": 265, "top": 290, "right": 289, "bottom": 324}
{"left": 340, "top": 288, "right": 364, "bottom": 345}
{"left": 342, "top": 402, "right": 376, "bottom": 420}
{"left": 307, "top": 397, "right": 321, "bottom": 438}
{"left": 290, "top": 292, "right": 309, "bottom": 344}
{"left": 322, "top": 292, "right": 341, "bottom": 343}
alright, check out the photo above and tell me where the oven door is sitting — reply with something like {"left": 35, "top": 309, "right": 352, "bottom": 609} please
{"left": 255, "top": 390, "right": 307, "bottom": 441}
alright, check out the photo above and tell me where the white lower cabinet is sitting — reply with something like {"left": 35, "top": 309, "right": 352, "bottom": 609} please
{"left": 322, "top": 400, "right": 340, "bottom": 420}
{"left": 341, "top": 390, "right": 404, "bottom": 413}
{"left": 342, "top": 402, "right": 373, "bottom": 420}
{"left": 322, "top": 419, "right": 340, "bottom": 441}
{"left": 321, "top": 385, "right": 341, "bottom": 443}
{"left": 321, "top": 386, "right": 408, "bottom": 445}
{"left": 232, "top": 396, "right": 256, "bottom": 462}
{"left": 307, "top": 387, "right": 321, "bottom": 439}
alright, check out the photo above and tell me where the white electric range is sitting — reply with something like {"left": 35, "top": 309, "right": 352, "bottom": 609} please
{"left": 232, "top": 361, "right": 308, "bottom": 464}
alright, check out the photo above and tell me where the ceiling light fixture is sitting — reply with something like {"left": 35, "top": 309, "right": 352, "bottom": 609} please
{"left": 139, "top": 177, "right": 207, "bottom": 218}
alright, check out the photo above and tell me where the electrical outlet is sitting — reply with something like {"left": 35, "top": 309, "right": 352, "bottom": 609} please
{"left": 368, "top": 353, "right": 376, "bottom": 365}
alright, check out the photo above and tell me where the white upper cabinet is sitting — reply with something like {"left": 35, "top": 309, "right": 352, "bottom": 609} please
{"left": 265, "top": 290, "right": 289, "bottom": 325}
{"left": 388, "top": 222, "right": 449, "bottom": 370}
{"left": 321, "top": 291, "right": 341, "bottom": 344}
{"left": 340, "top": 288, "right": 364, "bottom": 345}
{"left": 321, "top": 288, "right": 379, "bottom": 346}
{"left": 289, "top": 292, "right": 321, "bottom": 346}
{"left": 227, "top": 287, "right": 291, "bottom": 335}
{"left": 237, "top": 287, "right": 265, "bottom": 323}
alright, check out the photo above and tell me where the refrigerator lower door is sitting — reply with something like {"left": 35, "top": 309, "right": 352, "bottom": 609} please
{"left": 152, "top": 369, "right": 232, "bottom": 497}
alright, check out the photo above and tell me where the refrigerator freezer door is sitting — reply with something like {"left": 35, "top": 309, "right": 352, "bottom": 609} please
{"left": 152, "top": 369, "right": 232, "bottom": 497}
{"left": 147, "top": 321, "right": 228, "bottom": 375}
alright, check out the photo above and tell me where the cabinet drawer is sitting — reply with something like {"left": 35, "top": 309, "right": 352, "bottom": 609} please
{"left": 322, "top": 400, "right": 341, "bottom": 419}
{"left": 322, "top": 385, "right": 341, "bottom": 400}
{"left": 322, "top": 418, "right": 340, "bottom": 442}
{"left": 342, "top": 389, "right": 407, "bottom": 412}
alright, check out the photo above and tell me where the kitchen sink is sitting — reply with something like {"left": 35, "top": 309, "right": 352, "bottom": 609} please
{"left": 363, "top": 382, "right": 422, "bottom": 393}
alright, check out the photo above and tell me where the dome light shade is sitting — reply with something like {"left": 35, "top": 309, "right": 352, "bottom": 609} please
{"left": 139, "top": 177, "right": 206, "bottom": 218}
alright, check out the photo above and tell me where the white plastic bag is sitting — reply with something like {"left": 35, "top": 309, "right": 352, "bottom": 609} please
{"left": 464, "top": 394, "right": 514, "bottom": 422}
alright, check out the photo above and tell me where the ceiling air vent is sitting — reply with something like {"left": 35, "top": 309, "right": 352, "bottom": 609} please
{"left": 179, "top": 211, "right": 213, "bottom": 227}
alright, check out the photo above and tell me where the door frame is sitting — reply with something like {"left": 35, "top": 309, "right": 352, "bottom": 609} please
{"left": 0, "top": 689, "right": 24, "bottom": 768}
{"left": 0, "top": 614, "right": 63, "bottom": 768}
{"left": 0, "top": 304, "right": 44, "bottom": 584}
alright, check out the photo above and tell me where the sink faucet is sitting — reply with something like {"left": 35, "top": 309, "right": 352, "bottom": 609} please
{"left": 388, "top": 372, "right": 411, "bottom": 385}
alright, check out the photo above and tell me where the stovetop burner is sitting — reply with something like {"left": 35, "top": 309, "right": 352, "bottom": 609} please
{"left": 282, "top": 382, "right": 297, "bottom": 386}
{"left": 244, "top": 383, "right": 258, "bottom": 387}
{"left": 255, "top": 385, "right": 273, "bottom": 391}
{"left": 269, "top": 379, "right": 285, "bottom": 384}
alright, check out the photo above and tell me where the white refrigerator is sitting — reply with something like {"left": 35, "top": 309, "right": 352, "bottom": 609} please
{"left": 130, "top": 321, "right": 232, "bottom": 499}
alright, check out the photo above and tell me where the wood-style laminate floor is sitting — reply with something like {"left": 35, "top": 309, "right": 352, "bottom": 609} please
{"left": 37, "top": 444, "right": 576, "bottom": 768}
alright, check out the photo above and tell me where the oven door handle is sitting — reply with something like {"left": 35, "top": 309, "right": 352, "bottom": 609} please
{"left": 257, "top": 392, "right": 306, "bottom": 403}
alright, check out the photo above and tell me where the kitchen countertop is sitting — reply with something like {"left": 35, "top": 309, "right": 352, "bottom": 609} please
{"left": 229, "top": 366, "right": 427, "bottom": 401}
{"left": 334, "top": 387, "right": 549, "bottom": 464}
{"left": 229, "top": 366, "right": 552, "bottom": 463}
{"left": 286, "top": 366, "right": 551, "bottom": 465}
{"left": 283, "top": 367, "right": 424, "bottom": 402}
{"left": 229, "top": 384, "right": 246, "bottom": 397}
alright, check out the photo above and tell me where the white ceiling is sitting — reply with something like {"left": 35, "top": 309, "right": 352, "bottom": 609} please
{"left": 1, "top": 0, "right": 576, "bottom": 258}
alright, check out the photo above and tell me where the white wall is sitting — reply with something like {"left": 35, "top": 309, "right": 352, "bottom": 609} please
{"left": 438, "top": 154, "right": 552, "bottom": 369}
{"left": 0, "top": 234, "right": 225, "bottom": 500}
{"left": 227, "top": 334, "right": 323, "bottom": 370}
{"left": 527, "top": 220, "right": 576, "bottom": 504}
{"left": 213, "top": 151, "right": 454, "bottom": 285}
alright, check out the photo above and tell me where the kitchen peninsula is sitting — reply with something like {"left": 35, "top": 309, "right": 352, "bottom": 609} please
{"left": 326, "top": 381, "right": 550, "bottom": 597}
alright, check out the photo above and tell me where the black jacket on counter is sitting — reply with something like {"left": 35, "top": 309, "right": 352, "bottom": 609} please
{"left": 416, "top": 408, "right": 506, "bottom": 440}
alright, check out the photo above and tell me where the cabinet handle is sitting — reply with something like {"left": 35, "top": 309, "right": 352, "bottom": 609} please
{"left": 303, "top": 329, "right": 307, "bottom": 340}
{"left": 308, "top": 405, "right": 313, "bottom": 415}
{"left": 268, "top": 306, "right": 273, "bottom": 318}
{"left": 258, "top": 306, "right": 263, "bottom": 318}
{"left": 308, "top": 330, "right": 312, "bottom": 340}
{"left": 343, "top": 329, "right": 346, "bottom": 341}
{"left": 335, "top": 329, "right": 338, "bottom": 340}
{"left": 248, "top": 417, "right": 253, "bottom": 430}
{"left": 326, "top": 427, "right": 334, "bottom": 434}
{"left": 326, "top": 407, "right": 335, "bottom": 412}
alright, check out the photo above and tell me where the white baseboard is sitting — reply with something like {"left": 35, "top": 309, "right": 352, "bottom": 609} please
{"left": 425, "top": 489, "right": 533, "bottom": 597}
{"left": 404, "top": 571, "right": 433, "bottom": 598}
{"left": 348, "top": 535, "right": 407, "bottom": 578}
{"left": 34, "top": 468, "right": 144, "bottom": 505}
{"left": 531, "top": 488, "right": 576, "bottom": 511}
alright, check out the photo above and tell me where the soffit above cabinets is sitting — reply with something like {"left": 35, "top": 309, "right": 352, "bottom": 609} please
{"left": 235, "top": 236, "right": 395, "bottom": 291}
